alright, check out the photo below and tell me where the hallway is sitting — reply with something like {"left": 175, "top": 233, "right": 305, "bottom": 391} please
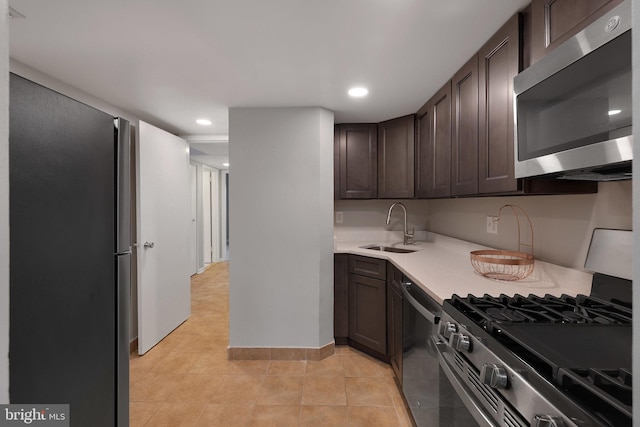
{"left": 129, "top": 262, "right": 412, "bottom": 426}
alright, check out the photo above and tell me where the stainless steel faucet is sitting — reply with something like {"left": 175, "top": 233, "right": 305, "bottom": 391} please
{"left": 386, "top": 202, "right": 415, "bottom": 245}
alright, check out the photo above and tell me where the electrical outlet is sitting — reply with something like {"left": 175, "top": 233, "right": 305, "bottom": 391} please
{"left": 486, "top": 216, "right": 498, "bottom": 234}
{"left": 335, "top": 211, "right": 344, "bottom": 224}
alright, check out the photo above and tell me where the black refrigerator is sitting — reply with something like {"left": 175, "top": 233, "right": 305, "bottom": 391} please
{"left": 9, "top": 73, "right": 130, "bottom": 427}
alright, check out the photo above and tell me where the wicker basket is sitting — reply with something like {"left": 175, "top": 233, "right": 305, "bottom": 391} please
{"left": 470, "top": 205, "right": 535, "bottom": 281}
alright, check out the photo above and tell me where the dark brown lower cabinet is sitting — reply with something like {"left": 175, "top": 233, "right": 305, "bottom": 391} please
{"left": 348, "top": 272, "right": 387, "bottom": 357}
{"left": 334, "top": 254, "right": 349, "bottom": 344}
{"left": 334, "top": 255, "right": 390, "bottom": 362}
{"left": 387, "top": 264, "right": 403, "bottom": 383}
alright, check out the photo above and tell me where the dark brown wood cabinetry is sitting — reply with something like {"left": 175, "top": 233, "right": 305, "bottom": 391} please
{"left": 478, "top": 14, "right": 520, "bottom": 194}
{"left": 529, "top": 0, "right": 623, "bottom": 65}
{"left": 387, "top": 264, "right": 403, "bottom": 383}
{"left": 348, "top": 256, "right": 387, "bottom": 358}
{"left": 336, "top": 124, "right": 378, "bottom": 199}
{"left": 334, "top": 254, "right": 389, "bottom": 360}
{"left": 349, "top": 274, "right": 387, "bottom": 357}
{"left": 451, "top": 55, "right": 479, "bottom": 196}
{"left": 415, "top": 82, "right": 452, "bottom": 198}
{"left": 334, "top": 254, "right": 349, "bottom": 344}
{"left": 378, "top": 115, "right": 415, "bottom": 199}
{"left": 334, "top": 10, "right": 597, "bottom": 200}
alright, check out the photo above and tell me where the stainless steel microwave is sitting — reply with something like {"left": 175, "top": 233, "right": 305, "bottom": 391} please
{"left": 514, "top": 0, "right": 632, "bottom": 181}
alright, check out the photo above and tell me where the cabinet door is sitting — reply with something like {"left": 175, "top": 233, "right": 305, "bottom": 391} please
{"left": 451, "top": 55, "right": 479, "bottom": 196}
{"left": 378, "top": 115, "right": 415, "bottom": 199}
{"left": 334, "top": 254, "right": 349, "bottom": 343}
{"left": 415, "top": 82, "right": 452, "bottom": 198}
{"left": 478, "top": 15, "right": 519, "bottom": 194}
{"left": 529, "top": 0, "right": 623, "bottom": 65}
{"left": 338, "top": 124, "right": 378, "bottom": 199}
{"left": 387, "top": 265, "right": 403, "bottom": 383}
{"left": 349, "top": 274, "right": 387, "bottom": 355}
{"left": 414, "top": 102, "right": 431, "bottom": 198}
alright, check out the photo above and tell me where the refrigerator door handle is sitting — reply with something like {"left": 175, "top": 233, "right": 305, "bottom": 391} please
{"left": 115, "top": 117, "right": 132, "bottom": 253}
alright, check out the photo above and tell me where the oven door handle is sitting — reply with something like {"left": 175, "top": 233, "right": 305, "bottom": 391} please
{"left": 400, "top": 282, "right": 440, "bottom": 324}
{"left": 432, "top": 337, "right": 500, "bottom": 427}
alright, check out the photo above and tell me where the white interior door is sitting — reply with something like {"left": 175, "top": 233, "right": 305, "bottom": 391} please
{"left": 137, "top": 121, "right": 191, "bottom": 355}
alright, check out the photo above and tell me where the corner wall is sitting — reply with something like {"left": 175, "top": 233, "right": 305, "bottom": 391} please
{"left": 426, "top": 182, "right": 632, "bottom": 268}
{"left": 229, "top": 107, "right": 334, "bottom": 348}
{"left": 1, "top": 0, "right": 9, "bottom": 403}
{"left": 334, "top": 182, "right": 631, "bottom": 270}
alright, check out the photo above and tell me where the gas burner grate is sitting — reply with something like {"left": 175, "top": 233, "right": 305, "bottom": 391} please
{"left": 558, "top": 368, "right": 632, "bottom": 426}
{"left": 448, "top": 293, "right": 632, "bottom": 331}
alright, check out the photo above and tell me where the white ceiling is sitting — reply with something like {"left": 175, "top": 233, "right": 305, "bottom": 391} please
{"left": 8, "top": 0, "right": 529, "bottom": 168}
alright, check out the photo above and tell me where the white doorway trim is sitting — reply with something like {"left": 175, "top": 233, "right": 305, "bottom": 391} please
{"left": 220, "top": 170, "right": 229, "bottom": 260}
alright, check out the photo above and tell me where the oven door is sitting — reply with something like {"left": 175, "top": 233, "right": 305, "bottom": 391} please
{"left": 401, "top": 282, "right": 480, "bottom": 427}
{"left": 432, "top": 338, "right": 501, "bottom": 427}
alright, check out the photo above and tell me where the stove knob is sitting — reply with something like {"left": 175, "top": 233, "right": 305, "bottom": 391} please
{"left": 480, "top": 363, "right": 509, "bottom": 389}
{"left": 439, "top": 321, "right": 457, "bottom": 339}
{"left": 449, "top": 333, "right": 472, "bottom": 352}
{"left": 532, "top": 414, "right": 565, "bottom": 427}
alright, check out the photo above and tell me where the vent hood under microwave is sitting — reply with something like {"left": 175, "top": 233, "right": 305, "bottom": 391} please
{"left": 513, "top": 0, "right": 632, "bottom": 181}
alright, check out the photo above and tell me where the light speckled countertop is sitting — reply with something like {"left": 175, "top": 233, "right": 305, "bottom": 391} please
{"left": 335, "top": 232, "right": 592, "bottom": 305}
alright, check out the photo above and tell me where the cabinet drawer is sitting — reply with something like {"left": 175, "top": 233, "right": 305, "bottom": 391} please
{"left": 349, "top": 255, "right": 387, "bottom": 280}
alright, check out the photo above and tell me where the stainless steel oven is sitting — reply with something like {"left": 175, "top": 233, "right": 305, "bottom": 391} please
{"left": 433, "top": 229, "right": 632, "bottom": 427}
{"left": 401, "top": 279, "right": 479, "bottom": 427}
{"left": 436, "top": 292, "right": 632, "bottom": 427}
{"left": 514, "top": 0, "right": 632, "bottom": 181}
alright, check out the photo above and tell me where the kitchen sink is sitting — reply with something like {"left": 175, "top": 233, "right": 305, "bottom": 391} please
{"left": 360, "top": 244, "right": 416, "bottom": 254}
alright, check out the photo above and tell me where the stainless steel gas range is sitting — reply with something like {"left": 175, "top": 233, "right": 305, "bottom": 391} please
{"left": 436, "top": 292, "right": 631, "bottom": 426}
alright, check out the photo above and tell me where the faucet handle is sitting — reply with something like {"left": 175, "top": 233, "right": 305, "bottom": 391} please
{"left": 406, "top": 228, "right": 415, "bottom": 237}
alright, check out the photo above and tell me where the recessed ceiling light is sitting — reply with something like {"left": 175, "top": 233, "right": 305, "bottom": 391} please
{"left": 222, "top": 162, "right": 229, "bottom": 167}
{"left": 608, "top": 109, "right": 622, "bottom": 116}
{"left": 196, "top": 119, "right": 212, "bottom": 125}
{"left": 348, "top": 87, "right": 369, "bottom": 97}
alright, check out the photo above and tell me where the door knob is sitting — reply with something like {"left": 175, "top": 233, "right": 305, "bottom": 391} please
{"left": 143, "top": 241, "right": 155, "bottom": 248}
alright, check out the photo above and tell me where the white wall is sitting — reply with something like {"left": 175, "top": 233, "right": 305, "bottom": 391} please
{"left": 426, "top": 182, "right": 632, "bottom": 268}
{"left": 334, "top": 199, "right": 431, "bottom": 233}
{"left": 229, "top": 107, "right": 334, "bottom": 348}
{"left": 335, "top": 182, "right": 631, "bottom": 270}
{"left": 1, "top": 0, "right": 10, "bottom": 403}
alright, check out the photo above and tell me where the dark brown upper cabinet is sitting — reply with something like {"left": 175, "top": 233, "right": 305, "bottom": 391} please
{"left": 336, "top": 124, "right": 378, "bottom": 199}
{"left": 529, "top": 0, "right": 624, "bottom": 66}
{"left": 451, "top": 55, "right": 479, "bottom": 196}
{"left": 415, "top": 82, "right": 452, "bottom": 198}
{"left": 478, "top": 15, "right": 519, "bottom": 194}
{"left": 378, "top": 115, "right": 415, "bottom": 199}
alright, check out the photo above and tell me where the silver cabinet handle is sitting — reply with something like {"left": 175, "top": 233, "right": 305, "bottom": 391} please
{"left": 143, "top": 241, "right": 155, "bottom": 249}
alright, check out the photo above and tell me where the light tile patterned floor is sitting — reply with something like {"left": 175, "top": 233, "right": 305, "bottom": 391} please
{"left": 130, "top": 262, "right": 413, "bottom": 426}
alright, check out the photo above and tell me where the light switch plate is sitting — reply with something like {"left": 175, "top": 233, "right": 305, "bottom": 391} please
{"left": 486, "top": 216, "right": 498, "bottom": 234}
{"left": 335, "top": 211, "right": 344, "bottom": 224}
